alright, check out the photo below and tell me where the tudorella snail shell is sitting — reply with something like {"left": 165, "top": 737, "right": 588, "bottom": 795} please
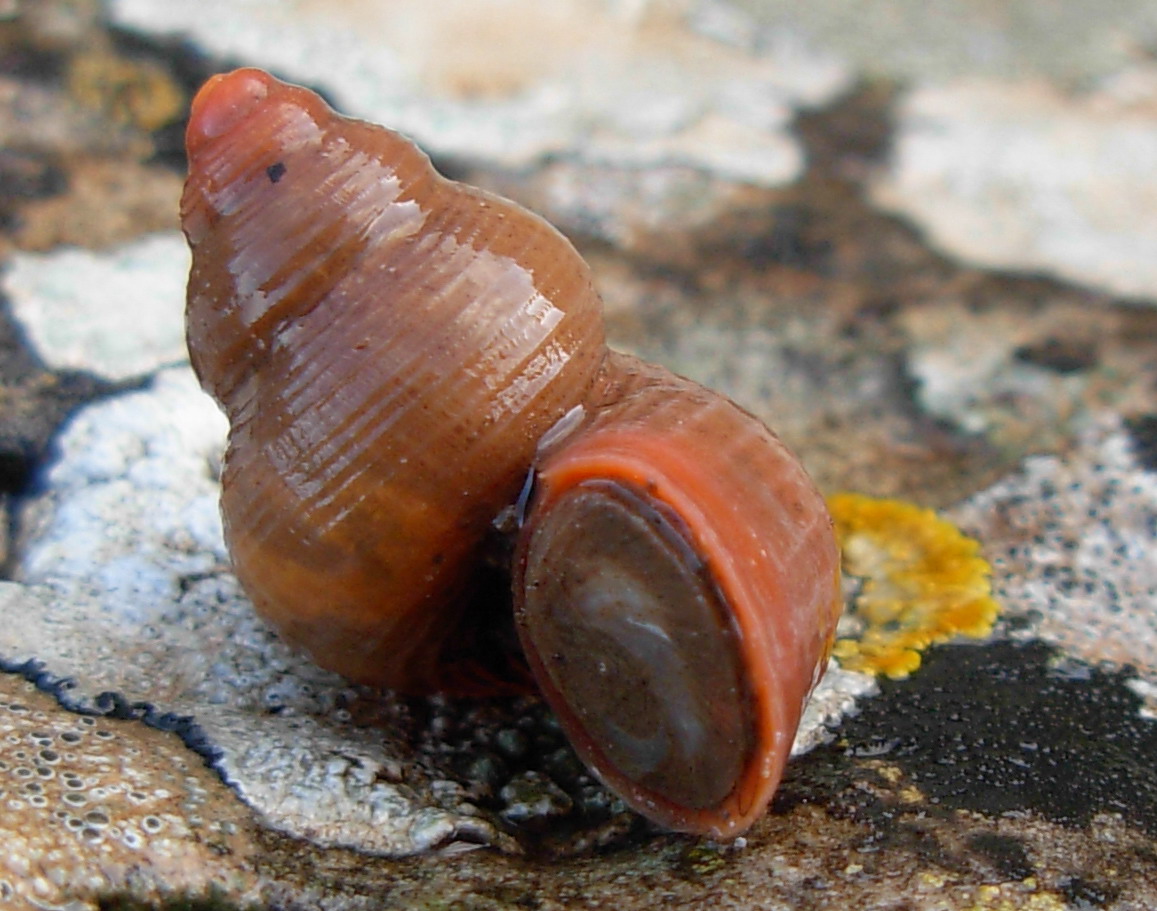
{"left": 182, "top": 68, "right": 606, "bottom": 692}
{"left": 182, "top": 68, "right": 841, "bottom": 838}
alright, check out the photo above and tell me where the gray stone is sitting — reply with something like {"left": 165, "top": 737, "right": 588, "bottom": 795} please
{"left": 2, "top": 233, "right": 190, "bottom": 380}
{"left": 107, "top": 0, "right": 848, "bottom": 185}
{"left": 873, "top": 75, "right": 1157, "bottom": 300}
{"left": 951, "top": 417, "right": 1157, "bottom": 686}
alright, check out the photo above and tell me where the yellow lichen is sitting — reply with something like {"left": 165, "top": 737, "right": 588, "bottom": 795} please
{"left": 68, "top": 50, "right": 185, "bottom": 132}
{"left": 827, "top": 492, "right": 1000, "bottom": 678}
{"left": 966, "top": 882, "right": 1068, "bottom": 911}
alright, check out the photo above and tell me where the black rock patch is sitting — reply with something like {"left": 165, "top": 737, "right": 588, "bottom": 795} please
{"left": 1124, "top": 414, "right": 1157, "bottom": 472}
{"left": 830, "top": 640, "right": 1157, "bottom": 836}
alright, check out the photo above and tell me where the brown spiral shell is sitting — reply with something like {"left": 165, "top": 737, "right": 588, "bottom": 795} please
{"left": 183, "top": 69, "right": 606, "bottom": 691}
{"left": 182, "top": 68, "right": 841, "bottom": 837}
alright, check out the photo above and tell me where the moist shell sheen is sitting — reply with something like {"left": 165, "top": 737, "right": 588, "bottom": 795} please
{"left": 182, "top": 69, "right": 606, "bottom": 691}
{"left": 181, "top": 68, "right": 842, "bottom": 838}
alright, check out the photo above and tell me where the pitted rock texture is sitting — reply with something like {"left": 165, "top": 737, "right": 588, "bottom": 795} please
{"left": 0, "top": 673, "right": 263, "bottom": 909}
{"left": 952, "top": 419, "right": 1157, "bottom": 682}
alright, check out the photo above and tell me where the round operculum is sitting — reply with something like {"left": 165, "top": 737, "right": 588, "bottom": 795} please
{"left": 514, "top": 476, "right": 756, "bottom": 828}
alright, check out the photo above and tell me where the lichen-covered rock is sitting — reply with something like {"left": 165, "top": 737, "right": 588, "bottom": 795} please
{"left": 2, "top": 233, "right": 189, "bottom": 380}
{"left": 952, "top": 418, "right": 1157, "bottom": 683}
{"left": 873, "top": 76, "right": 1157, "bottom": 300}
{"left": 0, "top": 673, "right": 263, "bottom": 909}
{"left": 1, "top": 0, "right": 1155, "bottom": 905}
{"left": 107, "top": 0, "right": 847, "bottom": 185}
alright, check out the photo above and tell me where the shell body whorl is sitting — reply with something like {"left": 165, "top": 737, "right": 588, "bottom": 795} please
{"left": 513, "top": 352, "right": 841, "bottom": 837}
{"left": 182, "top": 69, "right": 606, "bottom": 690}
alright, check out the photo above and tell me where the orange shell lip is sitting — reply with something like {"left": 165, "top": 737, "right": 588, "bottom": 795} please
{"left": 186, "top": 68, "right": 273, "bottom": 158}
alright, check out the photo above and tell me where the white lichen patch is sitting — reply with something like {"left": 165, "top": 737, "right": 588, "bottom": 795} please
{"left": 898, "top": 299, "right": 1157, "bottom": 456}
{"left": 1128, "top": 678, "right": 1157, "bottom": 721}
{"left": 873, "top": 74, "right": 1157, "bottom": 301}
{"left": 901, "top": 304, "right": 1069, "bottom": 439}
{"left": 18, "top": 367, "right": 226, "bottom": 600}
{"left": 791, "top": 661, "right": 878, "bottom": 756}
{"left": 950, "top": 417, "right": 1157, "bottom": 685}
{"left": 1, "top": 232, "right": 190, "bottom": 381}
{"left": 4, "top": 369, "right": 494, "bottom": 856}
{"left": 108, "top": 0, "right": 847, "bottom": 186}
{"left": 0, "top": 674, "right": 264, "bottom": 909}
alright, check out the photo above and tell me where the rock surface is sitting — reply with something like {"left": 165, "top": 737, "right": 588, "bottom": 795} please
{"left": 873, "top": 76, "right": 1157, "bottom": 300}
{"left": 109, "top": 0, "right": 847, "bottom": 184}
{"left": 0, "top": 671, "right": 264, "bottom": 909}
{"left": 0, "top": 0, "right": 1155, "bottom": 908}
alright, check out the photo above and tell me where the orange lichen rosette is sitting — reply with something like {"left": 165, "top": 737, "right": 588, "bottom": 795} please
{"left": 828, "top": 492, "right": 1000, "bottom": 678}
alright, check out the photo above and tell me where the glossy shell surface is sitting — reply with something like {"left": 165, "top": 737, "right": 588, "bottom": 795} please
{"left": 182, "top": 68, "right": 842, "bottom": 837}
{"left": 182, "top": 69, "right": 606, "bottom": 690}
{"left": 515, "top": 353, "right": 841, "bottom": 836}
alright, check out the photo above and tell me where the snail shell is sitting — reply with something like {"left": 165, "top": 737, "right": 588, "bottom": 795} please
{"left": 182, "top": 68, "right": 605, "bottom": 691}
{"left": 182, "top": 68, "right": 841, "bottom": 838}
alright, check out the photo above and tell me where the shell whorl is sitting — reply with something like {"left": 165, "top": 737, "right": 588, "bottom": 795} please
{"left": 182, "top": 69, "right": 606, "bottom": 689}
{"left": 514, "top": 352, "right": 840, "bottom": 836}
